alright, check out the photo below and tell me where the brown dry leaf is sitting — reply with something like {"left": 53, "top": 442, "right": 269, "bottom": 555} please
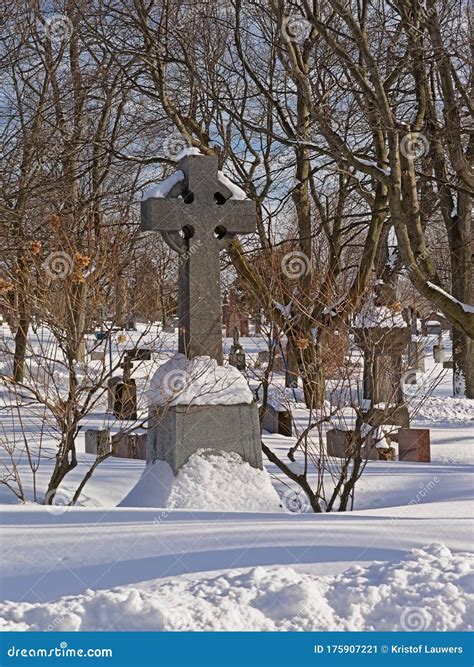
{"left": 31, "top": 240, "right": 42, "bottom": 255}
{"left": 296, "top": 337, "right": 310, "bottom": 350}
{"left": 49, "top": 214, "right": 61, "bottom": 232}
{"left": 0, "top": 278, "right": 13, "bottom": 293}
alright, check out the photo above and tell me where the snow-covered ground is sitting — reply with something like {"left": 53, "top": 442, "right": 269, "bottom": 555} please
{"left": 0, "top": 325, "right": 472, "bottom": 631}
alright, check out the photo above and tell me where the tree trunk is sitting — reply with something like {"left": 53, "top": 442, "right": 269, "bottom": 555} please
{"left": 452, "top": 329, "right": 474, "bottom": 398}
{"left": 13, "top": 260, "right": 31, "bottom": 383}
{"left": 301, "top": 340, "right": 325, "bottom": 409}
{"left": 45, "top": 431, "right": 78, "bottom": 504}
{"left": 450, "top": 197, "right": 473, "bottom": 398}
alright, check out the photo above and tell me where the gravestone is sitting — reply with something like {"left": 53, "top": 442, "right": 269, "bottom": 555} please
{"left": 433, "top": 341, "right": 445, "bottom": 363}
{"left": 112, "top": 431, "right": 147, "bottom": 459}
{"left": 126, "top": 347, "right": 152, "bottom": 361}
{"left": 424, "top": 320, "right": 442, "bottom": 336}
{"left": 254, "top": 311, "right": 263, "bottom": 335}
{"left": 398, "top": 428, "right": 431, "bottom": 462}
{"left": 354, "top": 295, "right": 410, "bottom": 427}
{"left": 228, "top": 326, "right": 246, "bottom": 370}
{"left": 257, "top": 350, "right": 270, "bottom": 365}
{"left": 163, "top": 316, "right": 179, "bottom": 333}
{"left": 142, "top": 153, "right": 262, "bottom": 472}
{"left": 225, "top": 288, "right": 249, "bottom": 338}
{"left": 85, "top": 429, "right": 111, "bottom": 457}
{"left": 407, "top": 339, "right": 425, "bottom": 373}
{"left": 326, "top": 429, "right": 378, "bottom": 460}
{"left": 90, "top": 351, "right": 106, "bottom": 363}
{"left": 262, "top": 402, "right": 292, "bottom": 436}
{"left": 107, "top": 354, "right": 137, "bottom": 420}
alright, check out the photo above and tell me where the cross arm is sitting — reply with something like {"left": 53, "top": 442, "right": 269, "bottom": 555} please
{"left": 220, "top": 200, "right": 257, "bottom": 235}
{"left": 141, "top": 198, "right": 187, "bottom": 232}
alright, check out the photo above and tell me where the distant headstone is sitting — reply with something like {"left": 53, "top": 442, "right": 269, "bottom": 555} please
{"left": 407, "top": 339, "right": 425, "bottom": 372}
{"left": 228, "top": 327, "right": 246, "bottom": 370}
{"left": 108, "top": 379, "right": 137, "bottom": 420}
{"left": 85, "top": 429, "right": 111, "bottom": 457}
{"left": 354, "top": 322, "right": 410, "bottom": 426}
{"left": 107, "top": 355, "right": 137, "bottom": 420}
{"left": 163, "top": 317, "right": 179, "bottom": 333}
{"left": 257, "top": 350, "right": 270, "bottom": 365}
{"left": 433, "top": 343, "right": 445, "bottom": 363}
{"left": 112, "top": 432, "right": 147, "bottom": 459}
{"left": 254, "top": 312, "right": 263, "bottom": 335}
{"left": 225, "top": 288, "right": 250, "bottom": 338}
{"left": 262, "top": 402, "right": 292, "bottom": 437}
{"left": 443, "top": 360, "right": 454, "bottom": 369}
{"left": 90, "top": 351, "right": 106, "bottom": 362}
{"left": 326, "top": 429, "right": 378, "bottom": 460}
{"left": 126, "top": 347, "right": 152, "bottom": 361}
{"left": 424, "top": 320, "right": 442, "bottom": 336}
{"left": 398, "top": 428, "right": 431, "bottom": 462}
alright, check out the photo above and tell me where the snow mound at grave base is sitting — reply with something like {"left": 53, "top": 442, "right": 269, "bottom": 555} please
{"left": 120, "top": 449, "right": 282, "bottom": 512}
{"left": 148, "top": 354, "right": 253, "bottom": 406}
{"left": 1, "top": 544, "right": 472, "bottom": 631}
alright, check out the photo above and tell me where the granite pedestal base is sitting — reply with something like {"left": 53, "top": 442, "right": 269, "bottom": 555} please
{"left": 147, "top": 402, "right": 262, "bottom": 473}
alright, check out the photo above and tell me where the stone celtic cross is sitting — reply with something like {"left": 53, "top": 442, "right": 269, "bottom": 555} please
{"left": 141, "top": 154, "right": 256, "bottom": 364}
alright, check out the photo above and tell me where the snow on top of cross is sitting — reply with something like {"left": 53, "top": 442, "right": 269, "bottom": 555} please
{"left": 141, "top": 170, "right": 185, "bottom": 201}
{"left": 354, "top": 305, "right": 407, "bottom": 329}
{"left": 175, "top": 146, "right": 203, "bottom": 159}
{"left": 148, "top": 353, "right": 253, "bottom": 406}
{"left": 217, "top": 171, "right": 248, "bottom": 200}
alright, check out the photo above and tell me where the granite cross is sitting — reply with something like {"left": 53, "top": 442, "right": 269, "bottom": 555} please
{"left": 141, "top": 154, "right": 256, "bottom": 364}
